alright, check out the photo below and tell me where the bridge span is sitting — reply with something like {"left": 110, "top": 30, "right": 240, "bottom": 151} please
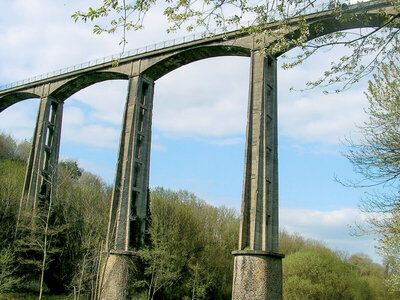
{"left": 1, "top": 1, "right": 396, "bottom": 299}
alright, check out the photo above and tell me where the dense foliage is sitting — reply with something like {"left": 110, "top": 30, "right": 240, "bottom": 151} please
{"left": 0, "top": 132, "right": 396, "bottom": 299}
{"left": 280, "top": 231, "right": 398, "bottom": 300}
{"left": 131, "top": 187, "right": 239, "bottom": 300}
{"left": 0, "top": 133, "right": 111, "bottom": 298}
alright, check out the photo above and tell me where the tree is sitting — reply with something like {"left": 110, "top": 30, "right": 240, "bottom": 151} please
{"left": 347, "top": 253, "right": 398, "bottom": 299}
{"left": 134, "top": 188, "right": 200, "bottom": 300}
{"left": 14, "top": 139, "right": 31, "bottom": 163}
{"left": 279, "top": 229, "right": 324, "bottom": 256}
{"left": 59, "top": 159, "right": 83, "bottom": 179}
{"left": 73, "top": 0, "right": 400, "bottom": 92}
{"left": 0, "top": 132, "right": 30, "bottom": 162}
{"left": 343, "top": 60, "right": 400, "bottom": 199}
{"left": 0, "top": 159, "right": 25, "bottom": 248}
{"left": 0, "top": 134, "right": 111, "bottom": 297}
{"left": 378, "top": 207, "right": 400, "bottom": 294}
{"left": 344, "top": 60, "right": 400, "bottom": 195}
{"left": 12, "top": 159, "right": 111, "bottom": 298}
{"left": 0, "top": 248, "right": 22, "bottom": 293}
{"left": 53, "top": 163, "right": 111, "bottom": 298}
{"left": 132, "top": 187, "right": 239, "bottom": 300}
{"left": 283, "top": 247, "right": 372, "bottom": 300}
{"left": 342, "top": 57, "right": 400, "bottom": 293}
{"left": 15, "top": 161, "right": 69, "bottom": 299}
{"left": 0, "top": 132, "right": 16, "bottom": 160}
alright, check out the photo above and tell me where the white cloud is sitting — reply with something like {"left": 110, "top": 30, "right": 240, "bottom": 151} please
{"left": 62, "top": 124, "right": 120, "bottom": 148}
{"left": 69, "top": 80, "right": 128, "bottom": 125}
{"left": 150, "top": 134, "right": 167, "bottom": 151}
{"left": 280, "top": 207, "right": 380, "bottom": 262}
{"left": 63, "top": 106, "right": 85, "bottom": 126}
{"left": 153, "top": 57, "right": 249, "bottom": 138}
{"left": 0, "top": 0, "right": 122, "bottom": 82}
{"left": 151, "top": 143, "right": 167, "bottom": 151}
{"left": 279, "top": 90, "right": 368, "bottom": 144}
{"left": 281, "top": 207, "right": 365, "bottom": 229}
{"left": 0, "top": 99, "right": 38, "bottom": 141}
{"left": 209, "top": 137, "right": 244, "bottom": 145}
{"left": 57, "top": 81, "right": 128, "bottom": 148}
{"left": 73, "top": 157, "right": 117, "bottom": 182}
{"left": 277, "top": 45, "right": 370, "bottom": 146}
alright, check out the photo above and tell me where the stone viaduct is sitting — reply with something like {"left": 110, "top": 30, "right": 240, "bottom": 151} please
{"left": 0, "top": 1, "right": 396, "bottom": 299}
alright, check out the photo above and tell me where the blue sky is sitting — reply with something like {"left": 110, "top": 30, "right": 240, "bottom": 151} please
{"left": 0, "top": 0, "right": 381, "bottom": 262}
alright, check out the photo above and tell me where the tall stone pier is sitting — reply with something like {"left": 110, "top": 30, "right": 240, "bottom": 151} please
{"left": 99, "top": 75, "right": 154, "bottom": 300}
{"left": 17, "top": 95, "right": 63, "bottom": 224}
{"left": 232, "top": 52, "right": 284, "bottom": 300}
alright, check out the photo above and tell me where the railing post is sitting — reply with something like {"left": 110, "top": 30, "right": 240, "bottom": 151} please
{"left": 232, "top": 52, "right": 283, "bottom": 300}
{"left": 100, "top": 75, "right": 154, "bottom": 300}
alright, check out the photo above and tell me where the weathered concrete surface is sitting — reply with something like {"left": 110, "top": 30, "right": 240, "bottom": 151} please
{"left": 232, "top": 251, "right": 284, "bottom": 300}
{"left": 232, "top": 51, "right": 283, "bottom": 299}
{"left": 99, "top": 251, "right": 135, "bottom": 300}
{"left": 102, "top": 75, "right": 154, "bottom": 300}
{"left": 106, "top": 75, "right": 154, "bottom": 252}
{"left": 239, "top": 53, "right": 278, "bottom": 253}
{"left": 17, "top": 96, "right": 63, "bottom": 224}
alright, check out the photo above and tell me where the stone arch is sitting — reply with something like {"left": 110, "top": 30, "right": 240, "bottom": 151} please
{"left": 140, "top": 5, "right": 393, "bottom": 79}
{"left": 50, "top": 71, "right": 129, "bottom": 101}
{"left": 0, "top": 72, "right": 128, "bottom": 112}
{"left": 142, "top": 45, "right": 251, "bottom": 80}
{"left": 0, "top": 92, "right": 41, "bottom": 112}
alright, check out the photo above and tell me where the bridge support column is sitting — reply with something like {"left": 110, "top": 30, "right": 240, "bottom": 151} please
{"left": 100, "top": 75, "right": 154, "bottom": 300}
{"left": 17, "top": 96, "right": 63, "bottom": 224}
{"left": 232, "top": 53, "right": 283, "bottom": 300}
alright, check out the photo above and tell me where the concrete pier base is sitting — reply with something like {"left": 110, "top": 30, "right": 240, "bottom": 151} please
{"left": 99, "top": 251, "right": 135, "bottom": 300}
{"left": 232, "top": 250, "right": 284, "bottom": 300}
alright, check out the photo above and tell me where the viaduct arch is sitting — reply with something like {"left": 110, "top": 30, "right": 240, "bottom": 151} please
{"left": 0, "top": 1, "right": 397, "bottom": 299}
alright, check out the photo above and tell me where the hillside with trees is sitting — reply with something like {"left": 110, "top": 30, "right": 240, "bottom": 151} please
{"left": 0, "top": 132, "right": 397, "bottom": 299}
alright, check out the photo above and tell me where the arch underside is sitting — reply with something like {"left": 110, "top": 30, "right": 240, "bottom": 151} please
{"left": 0, "top": 72, "right": 128, "bottom": 112}
{"left": 143, "top": 45, "right": 251, "bottom": 80}
{"left": 0, "top": 92, "right": 40, "bottom": 112}
{"left": 0, "top": 7, "right": 394, "bottom": 111}
{"left": 50, "top": 71, "right": 128, "bottom": 100}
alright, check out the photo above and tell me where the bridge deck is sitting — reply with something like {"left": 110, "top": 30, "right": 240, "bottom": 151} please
{"left": 0, "top": 0, "right": 393, "bottom": 96}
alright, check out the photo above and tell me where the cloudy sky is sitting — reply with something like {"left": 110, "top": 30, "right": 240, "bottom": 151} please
{"left": 0, "top": 0, "right": 382, "bottom": 262}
